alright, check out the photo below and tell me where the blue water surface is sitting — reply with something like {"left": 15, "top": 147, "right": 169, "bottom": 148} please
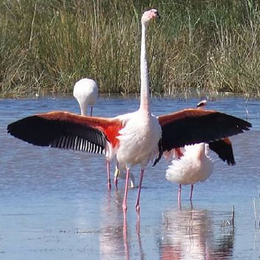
{"left": 0, "top": 95, "right": 260, "bottom": 260}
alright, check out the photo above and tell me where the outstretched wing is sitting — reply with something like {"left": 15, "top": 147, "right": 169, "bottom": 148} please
{"left": 7, "top": 111, "right": 122, "bottom": 155}
{"left": 158, "top": 108, "right": 251, "bottom": 152}
{"left": 209, "top": 138, "right": 235, "bottom": 165}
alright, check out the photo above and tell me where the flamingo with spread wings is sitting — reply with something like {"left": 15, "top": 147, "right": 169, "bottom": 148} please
{"left": 165, "top": 100, "right": 236, "bottom": 206}
{"left": 7, "top": 9, "right": 251, "bottom": 212}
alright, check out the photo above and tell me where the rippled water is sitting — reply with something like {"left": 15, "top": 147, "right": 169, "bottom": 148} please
{"left": 1, "top": 95, "right": 260, "bottom": 260}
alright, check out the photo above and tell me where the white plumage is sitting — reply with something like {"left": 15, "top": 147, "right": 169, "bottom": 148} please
{"left": 73, "top": 78, "right": 98, "bottom": 116}
{"left": 116, "top": 111, "right": 161, "bottom": 169}
{"left": 166, "top": 143, "right": 214, "bottom": 185}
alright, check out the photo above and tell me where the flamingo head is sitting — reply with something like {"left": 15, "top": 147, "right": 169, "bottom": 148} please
{"left": 141, "top": 9, "right": 160, "bottom": 26}
{"left": 196, "top": 100, "right": 207, "bottom": 109}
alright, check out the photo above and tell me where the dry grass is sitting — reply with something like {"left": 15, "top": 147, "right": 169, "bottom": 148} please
{"left": 1, "top": 0, "right": 260, "bottom": 97}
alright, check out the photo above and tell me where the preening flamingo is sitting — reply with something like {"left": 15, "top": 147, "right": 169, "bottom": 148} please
{"left": 73, "top": 78, "right": 98, "bottom": 116}
{"left": 165, "top": 100, "right": 236, "bottom": 206}
{"left": 73, "top": 77, "right": 113, "bottom": 189}
{"left": 166, "top": 143, "right": 214, "bottom": 205}
{"left": 7, "top": 9, "right": 251, "bottom": 213}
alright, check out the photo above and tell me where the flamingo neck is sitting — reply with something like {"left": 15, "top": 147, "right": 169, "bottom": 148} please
{"left": 80, "top": 104, "right": 87, "bottom": 116}
{"left": 80, "top": 108, "right": 87, "bottom": 116}
{"left": 139, "top": 22, "right": 150, "bottom": 113}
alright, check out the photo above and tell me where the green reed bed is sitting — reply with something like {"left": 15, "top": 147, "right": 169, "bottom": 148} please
{"left": 1, "top": 0, "right": 260, "bottom": 97}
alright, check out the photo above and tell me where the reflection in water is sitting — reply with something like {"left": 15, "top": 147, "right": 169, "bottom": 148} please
{"left": 1, "top": 97, "right": 259, "bottom": 259}
{"left": 99, "top": 191, "right": 146, "bottom": 260}
{"left": 99, "top": 191, "right": 130, "bottom": 260}
{"left": 160, "top": 207, "right": 234, "bottom": 260}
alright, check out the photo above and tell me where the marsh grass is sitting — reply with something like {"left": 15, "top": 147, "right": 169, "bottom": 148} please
{"left": 1, "top": 0, "right": 260, "bottom": 97}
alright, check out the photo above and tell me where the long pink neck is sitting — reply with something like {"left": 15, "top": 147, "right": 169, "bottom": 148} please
{"left": 139, "top": 22, "right": 150, "bottom": 113}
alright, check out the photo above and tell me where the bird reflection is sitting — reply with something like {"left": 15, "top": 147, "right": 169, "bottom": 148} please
{"left": 99, "top": 190, "right": 147, "bottom": 260}
{"left": 99, "top": 191, "right": 129, "bottom": 260}
{"left": 160, "top": 207, "right": 234, "bottom": 260}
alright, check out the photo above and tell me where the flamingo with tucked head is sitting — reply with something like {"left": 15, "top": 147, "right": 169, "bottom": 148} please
{"left": 73, "top": 78, "right": 98, "bottom": 116}
{"left": 73, "top": 77, "right": 113, "bottom": 189}
{"left": 7, "top": 9, "right": 251, "bottom": 213}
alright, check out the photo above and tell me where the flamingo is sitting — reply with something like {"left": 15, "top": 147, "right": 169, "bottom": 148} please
{"left": 73, "top": 77, "right": 113, "bottom": 189}
{"left": 73, "top": 78, "right": 98, "bottom": 116}
{"left": 165, "top": 100, "right": 236, "bottom": 205}
{"left": 7, "top": 9, "right": 251, "bottom": 212}
{"left": 113, "top": 99, "right": 234, "bottom": 190}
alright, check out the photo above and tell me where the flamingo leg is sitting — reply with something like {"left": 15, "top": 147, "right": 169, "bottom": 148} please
{"left": 135, "top": 169, "right": 145, "bottom": 213}
{"left": 190, "top": 184, "right": 194, "bottom": 201}
{"left": 178, "top": 184, "right": 182, "bottom": 209}
{"left": 106, "top": 160, "right": 111, "bottom": 190}
{"left": 122, "top": 167, "right": 130, "bottom": 211}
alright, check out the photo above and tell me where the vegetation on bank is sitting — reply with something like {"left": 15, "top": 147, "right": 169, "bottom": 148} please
{"left": 1, "top": 0, "right": 260, "bottom": 97}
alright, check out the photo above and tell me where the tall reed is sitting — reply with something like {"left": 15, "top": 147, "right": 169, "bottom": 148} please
{"left": 1, "top": 0, "right": 260, "bottom": 97}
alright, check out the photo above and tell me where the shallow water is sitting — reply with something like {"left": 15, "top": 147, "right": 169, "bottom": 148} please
{"left": 1, "top": 95, "right": 260, "bottom": 260}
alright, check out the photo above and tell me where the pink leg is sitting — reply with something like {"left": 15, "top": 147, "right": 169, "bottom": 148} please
{"left": 190, "top": 184, "right": 194, "bottom": 201}
{"left": 122, "top": 167, "right": 130, "bottom": 211}
{"left": 135, "top": 169, "right": 144, "bottom": 212}
{"left": 106, "top": 160, "right": 111, "bottom": 190}
{"left": 114, "top": 176, "right": 118, "bottom": 190}
{"left": 178, "top": 184, "right": 182, "bottom": 209}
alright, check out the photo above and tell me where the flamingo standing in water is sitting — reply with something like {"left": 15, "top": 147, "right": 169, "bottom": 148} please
{"left": 165, "top": 100, "right": 235, "bottom": 205}
{"left": 7, "top": 9, "right": 251, "bottom": 212}
{"left": 73, "top": 78, "right": 135, "bottom": 189}
{"left": 73, "top": 77, "right": 112, "bottom": 189}
{"left": 73, "top": 78, "right": 98, "bottom": 116}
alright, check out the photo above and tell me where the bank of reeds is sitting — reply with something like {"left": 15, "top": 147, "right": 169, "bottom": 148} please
{"left": 1, "top": 0, "right": 260, "bottom": 97}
